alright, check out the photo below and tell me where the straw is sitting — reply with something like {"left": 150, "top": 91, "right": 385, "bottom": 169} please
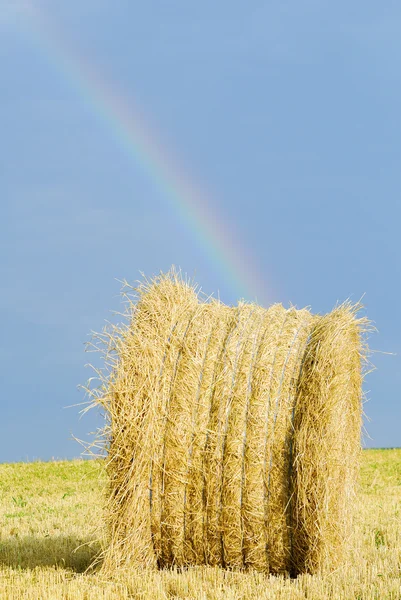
{"left": 88, "top": 270, "right": 369, "bottom": 575}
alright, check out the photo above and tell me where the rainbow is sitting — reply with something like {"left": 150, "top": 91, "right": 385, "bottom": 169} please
{"left": 19, "top": 3, "right": 271, "bottom": 304}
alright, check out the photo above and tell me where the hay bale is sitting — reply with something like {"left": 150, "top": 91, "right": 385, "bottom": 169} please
{"left": 91, "top": 269, "right": 369, "bottom": 575}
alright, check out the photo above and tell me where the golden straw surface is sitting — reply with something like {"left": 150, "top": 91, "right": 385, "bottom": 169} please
{"left": 90, "top": 269, "right": 369, "bottom": 576}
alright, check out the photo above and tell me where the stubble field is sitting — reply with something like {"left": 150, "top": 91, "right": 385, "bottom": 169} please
{"left": 0, "top": 449, "right": 400, "bottom": 599}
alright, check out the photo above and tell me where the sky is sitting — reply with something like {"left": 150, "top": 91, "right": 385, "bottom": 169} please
{"left": 1, "top": 1, "right": 400, "bottom": 462}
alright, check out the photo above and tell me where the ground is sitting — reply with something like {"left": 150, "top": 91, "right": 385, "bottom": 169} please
{"left": 0, "top": 449, "right": 400, "bottom": 599}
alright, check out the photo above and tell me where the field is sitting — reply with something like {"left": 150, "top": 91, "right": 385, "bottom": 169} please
{"left": 0, "top": 449, "right": 400, "bottom": 599}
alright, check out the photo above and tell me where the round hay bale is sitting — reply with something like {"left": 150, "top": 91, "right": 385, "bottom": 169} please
{"left": 91, "top": 270, "right": 369, "bottom": 575}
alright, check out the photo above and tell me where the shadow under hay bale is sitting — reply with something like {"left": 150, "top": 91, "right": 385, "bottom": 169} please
{"left": 89, "top": 269, "right": 369, "bottom": 576}
{"left": 0, "top": 534, "right": 100, "bottom": 572}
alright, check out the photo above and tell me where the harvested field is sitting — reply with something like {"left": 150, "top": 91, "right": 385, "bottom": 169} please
{"left": 1, "top": 450, "right": 400, "bottom": 599}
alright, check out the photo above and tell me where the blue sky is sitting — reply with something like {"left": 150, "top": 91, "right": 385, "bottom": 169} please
{"left": 1, "top": 1, "right": 400, "bottom": 461}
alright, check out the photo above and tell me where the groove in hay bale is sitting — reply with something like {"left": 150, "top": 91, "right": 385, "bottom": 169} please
{"left": 88, "top": 269, "right": 370, "bottom": 576}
